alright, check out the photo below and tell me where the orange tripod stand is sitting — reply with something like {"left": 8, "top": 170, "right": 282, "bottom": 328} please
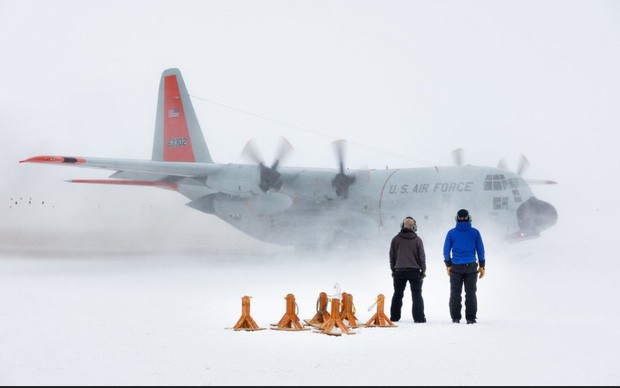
{"left": 304, "top": 292, "right": 331, "bottom": 328}
{"left": 364, "top": 294, "right": 397, "bottom": 328}
{"left": 271, "top": 293, "right": 310, "bottom": 331}
{"left": 233, "top": 296, "right": 265, "bottom": 331}
{"left": 317, "top": 298, "right": 355, "bottom": 336}
{"left": 340, "top": 292, "right": 360, "bottom": 328}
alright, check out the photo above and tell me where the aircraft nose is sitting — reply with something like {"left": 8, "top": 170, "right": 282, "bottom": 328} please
{"left": 517, "top": 197, "right": 558, "bottom": 234}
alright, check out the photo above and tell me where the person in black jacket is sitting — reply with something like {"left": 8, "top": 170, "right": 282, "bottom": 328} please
{"left": 389, "top": 216, "right": 427, "bottom": 323}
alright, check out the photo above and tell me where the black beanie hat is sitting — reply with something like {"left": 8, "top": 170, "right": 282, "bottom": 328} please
{"left": 457, "top": 209, "right": 470, "bottom": 221}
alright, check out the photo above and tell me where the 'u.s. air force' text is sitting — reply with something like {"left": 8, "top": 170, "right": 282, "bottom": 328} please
{"left": 388, "top": 181, "right": 474, "bottom": 194}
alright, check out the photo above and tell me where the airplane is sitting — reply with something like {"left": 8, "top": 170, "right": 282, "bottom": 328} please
{"left": 20, "top": 68, "right": 558, "bottom": 248}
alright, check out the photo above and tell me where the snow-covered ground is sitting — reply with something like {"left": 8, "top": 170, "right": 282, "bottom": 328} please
{"left": 1, "top": 208, "right": 618, "bottom": 385}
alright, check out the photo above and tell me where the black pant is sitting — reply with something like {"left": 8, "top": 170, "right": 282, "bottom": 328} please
{"left": 449, "top": 263, "right": 478, "bottom": 321}
{"left": 390, "top": 269, "right": 425, "bottom": 322}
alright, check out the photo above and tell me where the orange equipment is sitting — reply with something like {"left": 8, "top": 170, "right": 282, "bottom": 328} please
{"left": 340, "top": 292, "right": 360, "bottom": 328}
{"left": 304, "top": 292, "right": 331, "bottom": 328}
{"left": 271, "top": 293, "right": 310, "bottom": 331}
{"left": 364, "top": 294, "right": 397, "bottom": 328}
{"left": 317, "top": 298, "right": 355, "bottom": 336}
{"left": 233, "top": 296, "right": 265, "bottom": 331}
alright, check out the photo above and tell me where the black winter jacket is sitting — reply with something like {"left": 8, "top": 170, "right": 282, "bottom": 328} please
{"left": 389, "top": 229, "right": 426, "bottom": 272}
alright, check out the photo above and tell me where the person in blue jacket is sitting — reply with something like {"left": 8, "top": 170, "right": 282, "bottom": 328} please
{"left": 443, "top": 209, "right": 486, "bottom": 324}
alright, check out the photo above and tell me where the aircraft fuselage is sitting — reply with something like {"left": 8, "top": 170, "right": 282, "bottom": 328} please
{"left": 190, "top": 164, "right": 556, "bottom": 247}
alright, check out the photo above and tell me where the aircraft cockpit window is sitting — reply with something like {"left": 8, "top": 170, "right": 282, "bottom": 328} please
{"left": 508, "top": 178, "right": 527, "bottom": 188}
{"left": 485, "top": 174, "right": 508, "bottom": 191}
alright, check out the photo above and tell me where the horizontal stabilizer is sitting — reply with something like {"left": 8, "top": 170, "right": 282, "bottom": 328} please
{"left": 68, "top": 179, "right": 179, "bottom": 191}
{"left": 109, "top": 171, "right": 172, "bottom": 180}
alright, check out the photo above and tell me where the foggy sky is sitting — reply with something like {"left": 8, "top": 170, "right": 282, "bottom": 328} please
{"left": 1, "top": 0, "right": 619, "bottom": 246}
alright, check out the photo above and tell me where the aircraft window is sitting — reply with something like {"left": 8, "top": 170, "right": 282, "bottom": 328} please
{"left": 493, "top": 197, "right": 510, "bottom": 210}
{"left": 484, "top": 175, "right": 493, "bottom": 190}
{"left": 485, "top": 174, "right": 508, "bottom": 191}
{"left": 512, "top": 189, "right": 522, "bottom": 202}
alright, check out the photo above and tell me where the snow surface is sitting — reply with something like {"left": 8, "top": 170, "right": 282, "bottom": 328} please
{"left": 0, "top": 210, "right": 618, "bottom": 385}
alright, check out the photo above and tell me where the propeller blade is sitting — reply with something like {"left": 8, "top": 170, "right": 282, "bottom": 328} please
{"left": 243, "top": 137, "right": 293, "bottom": 192}
{"left": 452, "top": 148, "right": 464, "bottom": 166}
{"left": 241, "top": 138, "right": 264, "bottom": 166}
{"left": 517, "top": 154, "right": 530, "bottom": 176}
{"left": 509, "top": 153, "right": 556, "bottom": 185}
{"left": 271, "top": 136, "right": 294, "bottom": 170}
{"left": 332, "top": 139, "right": 347, "bottom": 174}
{"left": 331, "top": 139, "right": 356, "bottom": 198}
{"left": 524, "top": 179, "right": 558, "bottom": 185}
{"left": 497, "top": 158, "right": 509, "bottom": 170}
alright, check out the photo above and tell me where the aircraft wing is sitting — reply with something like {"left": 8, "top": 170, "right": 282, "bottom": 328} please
{"left": 19, "top": 155, "right": 363, "bottom": 199}
{"left": 19, "top": 155, "right": 223, "bottom": 178}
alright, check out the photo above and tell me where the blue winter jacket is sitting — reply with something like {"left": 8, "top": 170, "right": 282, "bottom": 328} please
{"left": 443, "top": 222, "right": 485, "bottom": 266}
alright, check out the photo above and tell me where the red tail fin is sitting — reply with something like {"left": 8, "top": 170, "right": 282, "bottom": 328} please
{"left": 153, "top": 68, "right": 213, "bottom": 163}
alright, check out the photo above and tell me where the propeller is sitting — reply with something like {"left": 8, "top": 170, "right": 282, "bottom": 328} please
{"left": 516, "top": 154, "right": 530, "bottom": 176}
{"left": 452, "top": 148, "right": 465, "bottom": 166}
{"left": 497, "top": 153, "right": 557, "bottom": 185}
{"left": 497, "top": 157, "right": 509, "bottom": 170}
{"left": 331, "top": 139, "right": 356, "bottom": 199}
{"left": 497, "top": 154, "right": 529, "bottom": 175}
{"left": 498, "top": 154, "right": 529, "bottom": 175}
{"left": 456, "top": 149, "right": 531, "bottom": 177}
{"left": 241, "top": 136, "right": 294, "bottom": 192}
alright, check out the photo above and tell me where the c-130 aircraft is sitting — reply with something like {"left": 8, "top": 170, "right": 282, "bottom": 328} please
{"left": 20, "top": 68, "right": 557, "bottom": 248}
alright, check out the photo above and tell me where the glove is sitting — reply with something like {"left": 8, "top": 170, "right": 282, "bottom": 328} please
{"left": 421, "top": 271, "right": 426, "bottom": 279}
{"left": 391, "top": 271, "right": 395, "bottom": 278}
{"left": 478, "top": 267, "right": 485, "bottom": 279}
{"left": 446, "top": 267, "right": 451, "bottom": 277}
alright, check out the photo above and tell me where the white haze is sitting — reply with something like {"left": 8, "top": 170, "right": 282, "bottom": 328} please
{"left": 1, "top": 0, "right": 619, "bottom": 385}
